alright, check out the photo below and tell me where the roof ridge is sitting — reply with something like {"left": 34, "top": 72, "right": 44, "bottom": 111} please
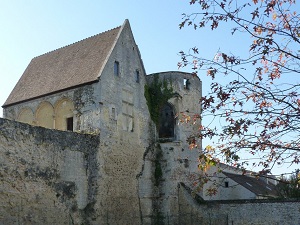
{"left": 33, "top": 25, "right": 121, "bottom": 59}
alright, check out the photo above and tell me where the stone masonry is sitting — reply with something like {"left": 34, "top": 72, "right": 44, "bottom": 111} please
{"left": 2, "top": 19, "right": 300, "bottom": 225}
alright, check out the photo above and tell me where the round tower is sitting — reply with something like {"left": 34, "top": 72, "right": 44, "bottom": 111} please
{"left": 146, "top": 71, "right": 202, "bottom": 145}
{"left": 144, "top": 71, "right": 202, "bottom": 224}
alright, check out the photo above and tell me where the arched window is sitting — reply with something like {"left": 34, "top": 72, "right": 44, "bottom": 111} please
{"left": 54, "top": 98, "right": 74, "bottom": 131}
{"left": 18, "top": 107, "right": 34, "bottom": 125}
{"left": 159, "top": 103, "right": 175, "bottom": 139}
{"left": 36, "top": 101, "right": 54, "bottom": 129}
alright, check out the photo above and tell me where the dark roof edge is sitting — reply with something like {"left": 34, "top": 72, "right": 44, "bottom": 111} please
{"left": 2, "top": 80, "right": 99, "bottom": 108}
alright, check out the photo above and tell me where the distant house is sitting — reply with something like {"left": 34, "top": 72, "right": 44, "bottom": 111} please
{"left": 202, "top": 164, "right": 278, "bottom": 200}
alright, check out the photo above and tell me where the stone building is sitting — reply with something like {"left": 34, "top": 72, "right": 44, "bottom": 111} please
{"left": 1, "top": 20, "right": 202, "bottom": 224}
{"left": 1, "top": 19, "right": 300, "bottom": 225}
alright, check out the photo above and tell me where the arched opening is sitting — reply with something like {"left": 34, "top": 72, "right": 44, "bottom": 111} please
{"left": 36, "top": 101, "right": 54, "bottom": 129}
{"left": 159, "top": 103, "right": 175, "bottom": 139}
{"left": 18, "top": 108, "right": 34, "bottom": 125}
{"left": 54, "top": 98, "right": 74, "bottom": 131}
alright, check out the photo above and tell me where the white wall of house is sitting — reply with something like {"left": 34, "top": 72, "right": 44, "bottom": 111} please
{"left": 202, "top": 165, "right": 258, "bottom": 200}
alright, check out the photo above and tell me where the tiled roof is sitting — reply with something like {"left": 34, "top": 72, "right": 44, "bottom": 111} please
{"left": 3, "top": 25, "right": 122, "bottom": 107}
{"left": 223, "top": 171, "right": 278, "bottom": 197}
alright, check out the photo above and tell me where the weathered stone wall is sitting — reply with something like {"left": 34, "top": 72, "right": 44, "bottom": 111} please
{"left": 146, "top": 71, "right": 202, "bottom": 144}
{"left": 144, "top": 71, "right": 202, "bottom": 225}
{"left": 149, "top": 142, "right": 198, "bottom": 225}
{"left": 0, "top": 118, "right": 99, "bottom": 225}
{"left": 178, "top": 183, "right": 300, "bottom": 225}
{"left": 90, "top": 21, "right": 154, "bottom": 225}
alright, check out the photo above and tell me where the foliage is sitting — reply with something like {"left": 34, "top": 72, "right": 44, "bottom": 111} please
{"left": 277, "top": 170, "right": 300, "bottom": 198}
{"left": 179, "top": 0, "right": 300, "bottom": 175}
{"left": 144, "top": 74, "right": 174, "bottom": 126}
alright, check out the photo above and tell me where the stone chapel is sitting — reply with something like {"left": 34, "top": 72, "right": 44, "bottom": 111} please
{"left": 1, "top": 19, "right": 202, "bottom": 224}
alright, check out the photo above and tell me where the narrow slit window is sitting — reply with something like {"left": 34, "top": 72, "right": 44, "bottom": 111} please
{"left": 111, "top": 107, "right": 116, "bottom": 120}
{"left": 114, "top": 61, "right": 119, "bottom": 76}
{"left": 66, "top": 117, "right": 73, "bottom": 131}
{"left": 135, "top": 70, "right": 140, "bottom": 83}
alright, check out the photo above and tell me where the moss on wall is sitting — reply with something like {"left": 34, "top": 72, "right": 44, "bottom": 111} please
{"left": 144, "top": 74, "right": 174, "bottom": 126}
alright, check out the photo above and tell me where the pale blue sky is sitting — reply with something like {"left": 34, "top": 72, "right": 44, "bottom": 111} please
{"left": 1, "top": 1, "right": 297, "bottom": 175}
{"left": 0, "top": 0, "right": 242, "bottom": 114}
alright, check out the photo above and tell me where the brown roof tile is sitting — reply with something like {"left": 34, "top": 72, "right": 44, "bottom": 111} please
{"left": 3, "top": 25, "right": 122, "bottom": 107}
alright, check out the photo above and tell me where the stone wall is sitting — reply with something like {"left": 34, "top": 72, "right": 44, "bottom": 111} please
{"left": 144, "top": 72, "right": 202, "bottom": 225}
{"left": 3, "top": 83, "right": 100, "bottom": 133}
{"left": 146, "top": 71, "right": 202, "bottom": 144}
{"left": 1, "top": 22, "right": 154, "bottom": 225}
{"left": 0, "top": 118, "right": 99, "bottom": 225}
{"left": 91, "top": 21, "right": 154, "bottom": 225}
{"left": 2, "top": 116, "right": 300, "bottom": 225}
{"left": 178, "top": 183, "right": 300, "bottom": 225}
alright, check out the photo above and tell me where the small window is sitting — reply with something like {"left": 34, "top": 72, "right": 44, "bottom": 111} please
{"left": 66, "top": 117, "right": 73, "bottom": 131}
{"left": 224, "top": 181, "right": 229, "bottom": 188}
{"left": 111, "top": 107, "right": 116, "bottom": 120}
{"left": 184, "top": 78, "right": 190, "bottom": 90}
{"left": 114, "top": 61, "right": 119, "bottom": 76}
{"left": 135, "top": 70, "right": 140, "bottom": 83}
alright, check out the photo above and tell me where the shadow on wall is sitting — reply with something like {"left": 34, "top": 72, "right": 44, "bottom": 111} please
{"left": 159, "top": 102, "right": 175, "bottom": 139}
{"left": 17, "top": 98, "right": 74, "bottom": 131}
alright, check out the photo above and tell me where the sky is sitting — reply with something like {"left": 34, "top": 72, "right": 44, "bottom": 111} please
{"left": 0, "top": 0, "right": 241, "bottom": 115}
{"left": 0, "top": 1, "right": 298, "bottom": 176}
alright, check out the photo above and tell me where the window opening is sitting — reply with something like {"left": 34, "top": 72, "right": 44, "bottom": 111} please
{"left": 184, "top": 78, "right": 190, "bottom": 90}
{"left": 159, "top": 103, "right": 175, "bottom": 139}
{"left": 225, "top": 181, "right": 229, "bottom": 188}
{"left": 111, "top": 107, "right": 116, "bottom": 120}
{"left": 66, "top": 117, "right": 73, "bottom": 131}
{"left": 114, "top": 61, "right": 119, "bottom": 76}
{"left": 135, "top": 70, "right": 140, "bottom": 83}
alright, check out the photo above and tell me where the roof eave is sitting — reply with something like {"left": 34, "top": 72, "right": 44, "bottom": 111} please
{"left": 2, "top": 80, "right": 99, "bottom": 108}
